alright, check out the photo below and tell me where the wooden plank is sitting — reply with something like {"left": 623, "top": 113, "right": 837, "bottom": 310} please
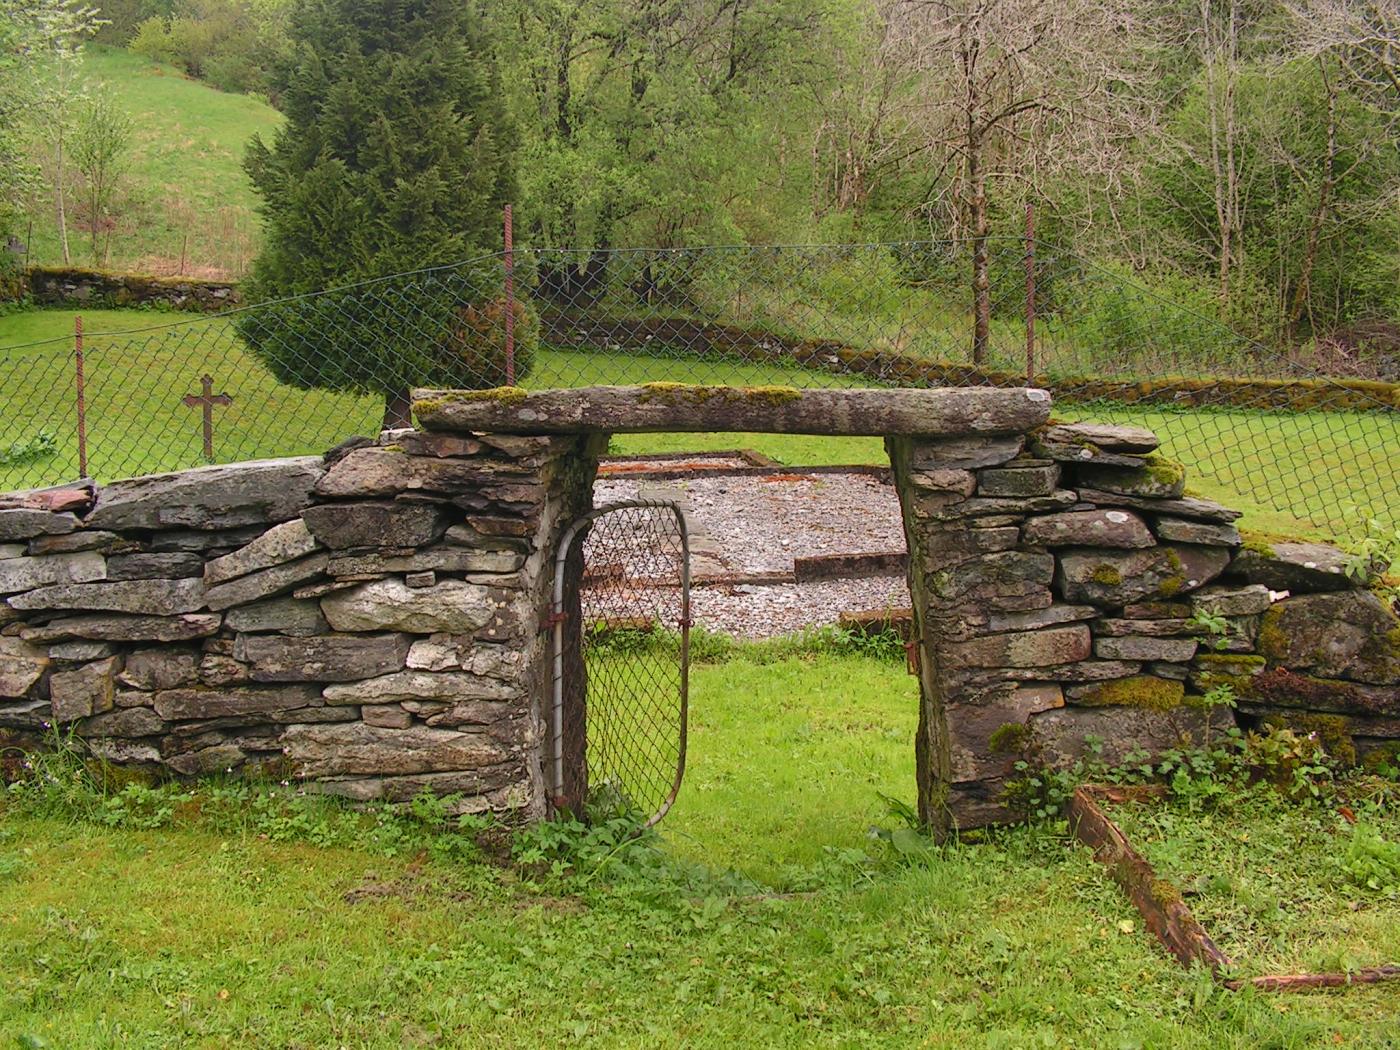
{"left": 413, "top": 385, "right": 1052, "bottom": 436}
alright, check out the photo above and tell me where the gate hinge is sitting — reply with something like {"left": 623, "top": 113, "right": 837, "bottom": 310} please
{"left": 905, "top": 638, "right": 921, "bottom": 677}
{"left": 545, "top": 611, "right": 568, "bottom": 628}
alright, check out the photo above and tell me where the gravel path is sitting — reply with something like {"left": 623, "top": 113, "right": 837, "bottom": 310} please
{"left": 592, "top": 462, "right": 911, "bottom": 638}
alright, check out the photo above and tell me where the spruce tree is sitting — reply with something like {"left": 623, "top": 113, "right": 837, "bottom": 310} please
{"left": 238, "top": 0, "right": 521, "bottom": 428}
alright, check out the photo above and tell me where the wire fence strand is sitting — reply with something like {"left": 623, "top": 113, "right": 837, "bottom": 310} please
{"left": 1, "top": 239, "right": 1394, "bottom": 542}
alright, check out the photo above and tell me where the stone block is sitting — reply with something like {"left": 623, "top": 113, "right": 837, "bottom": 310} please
{"left": 148, "top": 526, "right": 266, "bottom": 553}
{"left": 406, "top": 636, "right": 523, "bottom": 677}
{"left": 9, "top": 577, "right": 206, "bottom": 615}
{"left": 1152, "top": 518, "right": 1241, "bottom": 547}
{"left": 0, "top": 551, "right": 107, "bottom": 595}
{"left": 21, "top": 613, "right": 221, "bottom": 644}
{"left": 390, "top": 431, "right": 484, "bottom": 458}
{"left": 1191, "top": 584, "right": 1272, "bottom": 617}
{"left": 316, "top": 447, "right": 529, "bottom": 499}
{"left": 1040, "top": 423, "right": 1159, "bottom": 453}
{"left": 1074, "top": 457, "right": 1186, "bottom": 499}
{"left": 1122, "top": 601, "right": 1192, "bottom": 619}
{"left": 152, "top": 685, "right": 322, "bottom": 720}
{"left": 322, "top": 670, "right": 520, "bottom": 704}
{"left": 405, "top": 571, "right": 436, "bottom": 589}
{"left": 443, "top": 522, "right": 532, "bottom": 551}
{"left": 281, "top": 722, "right": 511, "bottom": 777}
{"left": 118, "top": 649, "right": 200, "bottom": 690}
{"left": 976, "top": 464, "right": 1060, "bottom": 498}
{"left": 920, "top": 491, "right": 1079, "bottom": 521}
{"left": 50, "top": 657, "right": 119, "bottom": 722}
{"left": 1075, "top": 490, "right": 1241, "bottom": 523}
{"left": 166, "top": 744, "right": 248, "bottom": 776}
{"left": 1228, "top": 542, "right": 1361, "bottom": 592}
{"left": 1022, "top": 509, "right": 1153, "bottom": 549}
{"left": 0, "top": 637, "right": 49, "bottom": 697}
{"left": 1030, "top": 703, "right": 1226, "bottom": 768}
{"left": 908, "top": 435, "right": 1024, "bottom": 470}
{"left": 86, "top": 458, "right": 325, "bottom": 530}
{"left": 310, "top": 764, "right": 526, "bottom": 805}
{"left": 944, "top": 683, "right": 1065, "bottom": 782}
{"left": 302, "top": 501, "right": 447, "bottom": 550}
{"left": 1093, "top": 617, "right": 1196, "bottom": 638}
{"left": 0, "top": 698, "right": 49, "bottom": 728}
{"left": 982, "top": 605, "right": 1100, "bottom": 634}
{"left": 320, "top": 579, "right": 507, "bottom": 634}
{"left": 200, "top": 654, "right": 250, "bottom": 686}
{"left": 82, "top": 706, "right": 166, "bottom": 737}
{"left": 1257, "top": 592, "right": 1399, "bottom": 685}
{"left": 224, "top": 596, "right": 328, "bottom": 636}
{"left": 906, "top": 469, "right": 978, "bottom": 497}
{"left": 1094, "top": 636, "right": 1198, "bottom": 662}
{"left": 233, "top": 633, "right": 412, "bottom": 683}
{"left": 362, "top": 704, "right": 414, "bottom": 729}
{"left": 1056, "top": 545, "right": 1230, "bottom": 606}
{"left": 204, "top": 519, "right": 321, "bottom": 586}
{"left": 325, "top": 548, "right": 523, "bottom": 577}
{"left": 204, "top": 553, "right": 329, "bottom": 611}
{"left": 27, "top": 530, "right": 120, "bottom": 555}
{"left": 0, "top": 509, "right": 78, "bottom": 541}
{"left": 105, "top": 553, "right": 204, "bottom": 580}
{"left": 942, "top": 624, "right": 1091, "bottom": 670}
{"left": 48, "top": 640, "right": 116, "bottom": 661}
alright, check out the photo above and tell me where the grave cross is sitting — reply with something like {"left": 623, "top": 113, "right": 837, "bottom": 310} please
{"left": 182, "top": 374, "right": 233, "bottom": 462}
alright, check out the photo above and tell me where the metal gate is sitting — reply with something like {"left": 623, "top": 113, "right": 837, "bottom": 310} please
{"left": 551, "top": 501, "right": 691, "bottom": 826}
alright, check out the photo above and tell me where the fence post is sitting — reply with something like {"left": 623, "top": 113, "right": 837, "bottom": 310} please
{"left": 503, "top": 203, "right": 515, "bottom": 387}
{"left": 1025, "top": 201, "right": 1036, "bottom": 383}
{"left": 74, "top": 314, "right": 88, "bottom": 479}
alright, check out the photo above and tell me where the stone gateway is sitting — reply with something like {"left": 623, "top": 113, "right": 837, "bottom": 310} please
{"left": 1, "top": 386, "right": 1395, "bottom": 833}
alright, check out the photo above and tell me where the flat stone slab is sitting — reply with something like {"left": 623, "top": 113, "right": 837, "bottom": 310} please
{"left": 414, "top": 385, "right": 1052, "bottom": 436}
{"left": 85, "top": 458, "right": 325, "bottom": 531}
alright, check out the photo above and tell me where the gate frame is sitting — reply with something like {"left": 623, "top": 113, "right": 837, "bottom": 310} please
{"left": 550, "top": 499, "right": 692, "bottom": 826}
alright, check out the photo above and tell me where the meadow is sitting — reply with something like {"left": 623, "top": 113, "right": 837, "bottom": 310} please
{"left": 3, "top": 648, "right": 1399, "bottom": 1047}
{"left": 17, "top": 47, "right": 281, "bottom": 276}
{"left": 2, "top": 306, "right": 1395, "bottom": 541}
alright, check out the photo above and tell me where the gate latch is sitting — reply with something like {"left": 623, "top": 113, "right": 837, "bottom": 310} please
{"left": 904, "top": 638, "right": 921, "bottom": 676}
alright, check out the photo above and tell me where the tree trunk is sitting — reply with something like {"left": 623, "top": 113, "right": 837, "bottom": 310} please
{"left": 382, "top": 387, "right": 413, "bottom": 431}
{"left": 1286, "top": 58, "right": 1339, "bottom": 343}
{"left": 55, "top": 132, "right": 71, "bottom": 266}
{"left": 968, "top": 129, "right": 991, "bottom": 366}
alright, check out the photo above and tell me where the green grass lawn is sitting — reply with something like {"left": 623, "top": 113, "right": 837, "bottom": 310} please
{"left": 18, "top": 47, "right": 282, "bottom": 276}
{"left": 1106, "top": 788, "right": 1400, "bottom": 979}
{"left": 4, "top": 652, "right": 1400, "bottom": 1047}
{"left": 1, "top": 307, "right": 1394, "bottom": 540}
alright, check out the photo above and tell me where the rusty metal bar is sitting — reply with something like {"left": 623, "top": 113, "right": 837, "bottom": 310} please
{"left": 503, "top": 203, "right": 515, "bottom": 387}
{"left": 73, "top": 315, "right": 87, "bottom": 478}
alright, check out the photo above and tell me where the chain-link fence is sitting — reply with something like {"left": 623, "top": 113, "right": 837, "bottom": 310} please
{"left": 1, "top": 239, "right": 1395, "bottom": 542}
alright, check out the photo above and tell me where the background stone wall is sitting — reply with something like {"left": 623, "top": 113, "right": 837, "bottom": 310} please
{"left": 0, "top": 430, "right": 600, "bottom": 816}
{"left": 18, "top": 267, "right": 242, "bottom": 312}
{"left": 889, "top": 422, "right": 1399, "bottom": 833}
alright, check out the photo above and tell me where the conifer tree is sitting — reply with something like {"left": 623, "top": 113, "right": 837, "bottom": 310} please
{"left": 239, "top": 0, "right": 521, "bottom": 428}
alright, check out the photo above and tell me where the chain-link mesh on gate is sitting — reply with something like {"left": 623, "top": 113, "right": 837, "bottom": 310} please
{"left": 552, "top": 501, "right": 690, "bottom": 827}
{"left": 1, "top": 239, "right": 1395, "bottom": 541}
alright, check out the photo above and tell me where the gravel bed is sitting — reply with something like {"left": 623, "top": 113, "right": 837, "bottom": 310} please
{"left": 593, "top": 470, "right": 905, "bottom": 575}
{"left": 689, "top": 574, "right": 910, "bottom": 639}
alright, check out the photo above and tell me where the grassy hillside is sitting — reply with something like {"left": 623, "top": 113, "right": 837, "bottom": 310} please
{"left": 18, "top": 47, "right": 281, "bottom": 278}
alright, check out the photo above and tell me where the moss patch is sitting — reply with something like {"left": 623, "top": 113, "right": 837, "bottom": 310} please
{"left": 1142, "top": 454, "right": 1186, "bottom": 489}
{"left": 638, "top": 383, "right": 803, "bottom": 407}
{"left": 988, "top": 722, "right": 1031, "bottom": 755}
{"left": 1091, "top": 564, "right": 1123, "bottom": 586}
{"left": 1076, "top": 676, "right": 1186, "bottom": 711}
{"left": 1255, "top": 606, "right": 1289, "bottom": 663}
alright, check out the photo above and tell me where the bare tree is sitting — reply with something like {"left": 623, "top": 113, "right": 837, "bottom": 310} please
{"left": 898, "top": 0, "right": 1144, "bottom": 362}
{"left": 1284, "top": 0, "right": 1399, "bottom": 107}
{"left": 71, "top": 86, "right": 134, "bottom": 266}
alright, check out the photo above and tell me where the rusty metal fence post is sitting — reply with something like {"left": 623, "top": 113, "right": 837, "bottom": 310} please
{"left": 73, "top": 315, "right": 87, "bottom": 478}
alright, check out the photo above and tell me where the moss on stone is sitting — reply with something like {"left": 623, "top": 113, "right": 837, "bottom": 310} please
{"left": 638, "top": 382, "right": 802, "bottom": 407}
{"left": 1091, "top": 564, "right": 1124, "bottom": 586}
{"left": 452, "top": 386, "right": 530, "bottom": 403}
{"left": 1077, "top": 675, "right": 1186, "bottom": 711}
{"left": 1237, "top": 530, "right": 1278, "bottom": 558}
{"left": 1156, "top": 574, "right": 1188, "bottom": 597}
{"left": 1361, "top": 742, "right": 1400, "bottom": 774}
{"left": 1142, "top": 453, "right": 1186, "bottom": 488}
{"left": 1195, "top": 652, "right": 1266, "bottom": 671}
{"left": 1262, "top": 712, "right": 1357, "bottom": 766}
{"left": 988, "top": 722, "right": 1031, "bottom": 755}
{"left": 1255, "top": 606, "right": 1288, "bottom": 662}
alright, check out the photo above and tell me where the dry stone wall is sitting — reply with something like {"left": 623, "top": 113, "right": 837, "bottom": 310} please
{"left": 889, "top": 422, "right": 1400, "bottom": 833}
{"left": 0, "top": 430, "right": 601, "bottom": 816}
{"left": 2, "top": 388, "right": 1394, "bottom": 832}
